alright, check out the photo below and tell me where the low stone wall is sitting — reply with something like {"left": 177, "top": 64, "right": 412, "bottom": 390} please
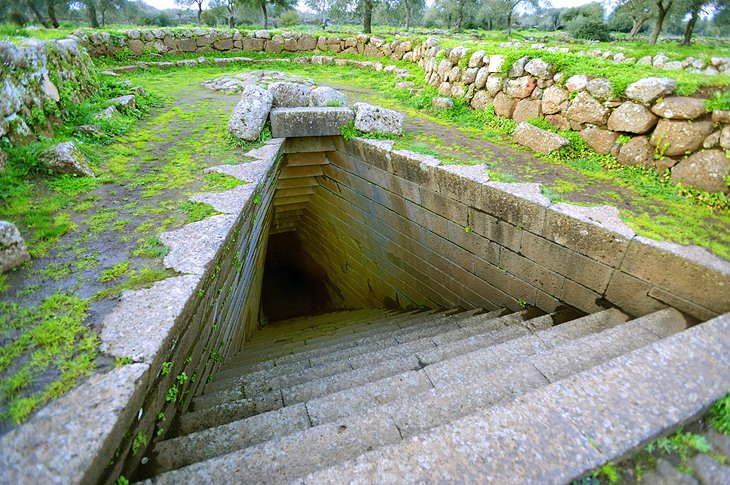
{"left": 0, "top": 38, "right": 98, "bottom": 145}
{"left": 0, "top": 139, "right": 284, "bottom": 483}
{"left": 75, "top": 28, "right": 730, "bottom": 194}
{"left": 294, "top": 137, "right": 730, "bottom": 320}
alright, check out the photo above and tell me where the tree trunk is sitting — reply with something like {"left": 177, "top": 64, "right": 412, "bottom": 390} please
{"left": 681, "top": 9, "right": 699, "bottom": 46}
{"left": 47, "top": 1, "right": 60, "bottom": 28}
{"left": 262, "top": 2, "right": 268, "bottom": 29}
{"left": 455, "top": 1, "right": 463, "bottom": 30}
{"left": 197, "top": 1, "right": 203, "bottom": 24}
{"left": 87, "top": 2, "right": 100, "bottom": 28}
{"left": 629, "top": 16, "right": 649, "bottom": 38}
{"left": 649, "top": 1, "right": 671, "bottom": 45}
{"left": 227, "top": 6, "right": 234, "bottom": 28}
{"left": 404, "top": 0, "right": 411, "bottom": 31}
{"left": 26, "top": 1, "right": 49, "bottom": 27}
{"left": 363, "top": 0, "right": 373, "bottom": 34}
{"left": 507, "top": 10, "right": 513, "bottom": 37}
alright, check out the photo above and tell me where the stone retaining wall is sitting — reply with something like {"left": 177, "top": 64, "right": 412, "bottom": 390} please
{"left": 75, "top": 28, "right": 730, "bottom": 194}
{"left": 0, "top": 139, "right": 284, "bottom": 484}
{"left": 0, "top": 38, "right": 98, "bottom": 145}
{"left": 295, "top": 137, "right": 730, "bottom": 320}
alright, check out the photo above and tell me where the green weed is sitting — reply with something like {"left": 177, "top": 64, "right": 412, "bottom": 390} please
{"left": 93, "top": 266, "right": 175, "bottom": 301}
{"left": 133, "top": 236, "right": 169, "bottom": 258}
{"left": 179, "top": 201, "right": 217, "bottom": 222}
{"left": 708, "top": 392, "right": 730, "bottom": 434}
{"left": 98, "top": 260, "right": 130, "bottom": 282}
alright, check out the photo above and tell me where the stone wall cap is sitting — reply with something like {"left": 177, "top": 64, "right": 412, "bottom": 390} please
{"left": 549, "top": 204, "right": 636, "bottom": 240}
{"left": 160, "top": 215, "right": 237, "bottom": 276}
{"left": 634, "top": 236, "right": 730, "bottom": 276}
{"left": 486, "top": 182, "right": 553, "bottom": 207}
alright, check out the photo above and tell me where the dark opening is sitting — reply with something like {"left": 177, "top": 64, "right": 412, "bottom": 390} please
{"left": 261, "top": 231, "right": 339, "bottom": 322}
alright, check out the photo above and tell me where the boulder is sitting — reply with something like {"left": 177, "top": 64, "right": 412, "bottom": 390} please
{"left": 505, "top": 76, "right": 536, "bottom": 99}
{"left": 653, "top": 157, "right": 677, "bottom": 172}
{"left": 671, "top": 150, "right": 730, "bottom": 194}
{"left": 474, "top": 67, "right": 489, "bottom": 89}
{"left": 541, "top": 86, "right": 568, "bottom": 115}
{"left": 586, "top": 78, "right": 612, "bottom": 100}
{"left": 545, "top": 114, "right": 570, "bottom": 130}
{"left": 565, "top": 91, "right": 609, "bottom": 125}
{"left": 297, "top": 34, "right": 317, "bottom": 51}
{"left": 73, "top": 125, "right": 105, "bottom": 137}
{"left": 468, "top": 50, "right": 485, "bottom": 68}
{"left": 353, "top": 102, "right": 403, "bottom": 136}
{"left": 524, "top": 58, "right": 553, "bottom": 79}
{"left": 450, "top": 83, "right": 466, "bottom": 98}
{"left": 513, "top": 121, "right": 569, "bottom": 154}
{"left": 309, "top": 86, "right": 348, "bottom": 107}
{"left": 704, "top": 131, "right": 721, "bottom": 149}
{"left": 565, "top": 74, "right": 588, "bottom": 92}
{"left": 0, "top": 221, "right": 30, "bottom": 272}
{"left": 722, "top": 126, "right": 730, "bottom": 150}
{"left": 512, "top": 99, "right": 541, "bottom": 123}
{"left": 508, "top": 56, "right": 530, "bottom": 78}
{"left": 607, "top": 102, "right": 658, "bottom": 134}
{"left": 617, "top": 136, "right": 653, "bottom": 168}
{"left": 649, "top": 119, "right": 715, "bottom": 157}
{"left": 106, "top": 94, "right": 136, "bottom": 111}
{"left": 488, "top": 55, "right": 505, "bottom": 73}
{"left": 42, "top": 141, "right": 94, "bottom": 177}
{"left": 94, "top": 106, "right": 119, "bottom": 120}
{"left": 228, "top": 84, "right": 274, "bottom": 141}
{"left": 269, "top": 82, "right": 311, "bottom": 108}
{"left": 493, "top": 92, "right": 517, "bottom": 118}
{"left": 580, "top": 127, "right": 619, "bottom": 155}
{"left": 432, "top": 97, "right": 454, "bottom": 110}
{"left": 651, "top": 97, "right": 707, "bottom": 120}
{"left": 470, "top": 91, "right": 493, "bottom": 110}
{"left": 625, "top": 77, "right": 677, "bottom": 105}
{"left": 462, "top": 67, "right": 478, "bottom": 84}
{"left": 485, "top": 74, "right": 504, "bottom": 96}
{"left": 712, "top": 110, "right": 730, "bottom": 124}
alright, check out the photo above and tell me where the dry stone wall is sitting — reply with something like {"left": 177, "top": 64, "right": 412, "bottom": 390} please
{"left": 77, "top": 28, "right": 729, "bottom": 193}
{"left": 0, "top": 38, "right": 98, "bottom": 144}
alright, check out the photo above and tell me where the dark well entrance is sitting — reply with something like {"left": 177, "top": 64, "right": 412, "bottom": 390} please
{"left": 261, "top": 231, "right": 341, "bottom": 322}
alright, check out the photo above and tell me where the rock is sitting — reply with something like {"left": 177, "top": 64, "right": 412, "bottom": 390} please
{"left": 617, "top": 136, "right": 653, "bottom": 168}
{"left": 73, "top": 125, "right": 105, "bottom": 137}
{"left": 437, "top": 59, "right": 452, "bottom": 80}
{"left": 704, "top": 131, "right": 721, "bottom": 149}
{"left": 488, "top": 55, "right": 505, "bottom": 73}
{"left": 94, "top": 106, "right": 119, "bottom": 120}
{"left": 721, "top": 125, "right": 730, "bottom": 150}
{"left": 541, "top": 86, "right": 568, "bottom": 115}
{"left": 268, "top": 82, "right": 311, "bottom": 108}
{"left": 474, "top": 67, "right": 489, "bottom": 90}
{"left": 42, "top": 141, "right": 95, "bottom": 177}
{"left": 0, "top": 221, "right": 30, "bottom": 272}
{"left": 565, "top": 91, "right": 609, "bottom": 125}
{"left": 468, "top": 50, "right": 485, "bottom": 68}
{"left": 493, "top": 92, "right": 517, "bottom": 118}
{"left": 228, "top": 84, "right": 274, "bottom": 141}
{"left": 106, "top": 94, "right": 136, "bottom": 111}
{"left": 470, "top": 91, "right": 493, "bottom": 110}
{"left": 653, "top": 156, "right": 677, "bottom": 172}
{"left": 649, "top": 119, "right": 715, "bottom": 156}
{"left": 0, "top": 149, "right": 6, "bottom": 172}
{"left": 512, "top": 99, "right": 541, "bottom": 123}
{"left": 585, "top": 78, "right": 612, "bottom": 101}
{"left": 607, "top": 102, "right": 659, "bottom": 134}
{"left": 524, "top": 58, "right": 553, "bottom": 80}
{"left": 651, "top": 97, "right": 707, "bottom": 120}
{"left": 353, "top": 102, "right": 403, "bottom": 136}
{"left": 653, "top": 53, "right": 669, "bottom": 67}
{"left": 637, "top": 55, "right": 652, "bottom": 65}
{"left": 513, "top": 121, "right": 569, "bottom": 154}
{"left": 641, "top": 459, "right": 699, "bottom": 485}
{"left": 41, "top": 73, "right": 60, "bottom": 102}
{"left": 309, "top": 86, "right": 347, "bottom": 107}
{"left": 580, "top": 127, "right": 619, "bottom": 155}
{"left": 689, "top": 454, "right": 730, "bottom": 485}
{"left": 450, "top": 83, "right": 466, "bottom": 98}
{"left": 485, "top": 74, "right": 504, "bottom": 96}
{"left": 508, "top": 56, "right": 530, "bottom": 78}
{"left": 545, "top": 114, "right": 570, "bottom": 130}
{"left": 712, "top": 110, "right": 730, "bottom": 124}
{"left": 565, "top": 74, "right": 588, "bottom": 92}
{"left": 625, "top": 77, "right": 677, "bottom": 105}
{"left": 505, "top": 76, "right": 536, "bottom": 99}
{"left": 431, "top": 97, "right": 454, "bottom": 110}
{"left": 462, "top": 67, "right": 478, "bottom": 85}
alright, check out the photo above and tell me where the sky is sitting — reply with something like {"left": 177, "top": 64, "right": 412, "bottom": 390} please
{"left": 142, "top": 0, "right": 600, "bottom": 13}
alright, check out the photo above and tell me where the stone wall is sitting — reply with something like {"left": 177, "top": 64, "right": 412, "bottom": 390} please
{"left": 293, "top": 137, "right": 730, "bottom": 321}
{"left": 0, "top": 140, "right": 284, "bottom": 484}
{"left": 0, "top": 38, "right": 98, "bottom": 145}
{"left": 76, "top": 28, "right": 729, "bottom": 194}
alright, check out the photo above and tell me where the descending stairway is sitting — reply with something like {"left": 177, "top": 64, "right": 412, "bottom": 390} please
{"left": 139, "top": 305, "right": 690, "bottom": 484}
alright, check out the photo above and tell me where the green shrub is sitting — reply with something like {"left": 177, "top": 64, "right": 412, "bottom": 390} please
{"left": 568, "top": 18, "right": 612, "bottom": 42}
{"left": 280, "top": 10, "right": 301, "bottom": 28}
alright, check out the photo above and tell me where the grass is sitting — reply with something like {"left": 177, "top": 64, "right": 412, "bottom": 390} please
{"left": 93, "top": 266, "right": 175, "bottom": 301}
{"left": 708, "top": 392, "right": 730, "bottom": 434}
{"left": 0, "top": 292, "right": 98, "bottom": 424}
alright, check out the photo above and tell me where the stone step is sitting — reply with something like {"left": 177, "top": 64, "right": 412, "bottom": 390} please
{"left": 219, "top": 309, "right": 450, "bottom": 371}
{"left": 142, "top": 309, "right": 693, "bottom": 483}
{"left": 193, "top": 310, "right": 509, "bottom": 412}
{"left": 297, "top": 310, "right": 721, "bottom": 484}
{"left": 214, "top": 309, "right": 436, "bottom": 379}
{"left": 206, "top": 309, "right": 507, "bottom": 396}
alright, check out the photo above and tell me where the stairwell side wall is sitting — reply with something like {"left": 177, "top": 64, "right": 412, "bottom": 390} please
{"left": 0, "top": 142, "right": 284, "bottom": 484}
{"left": 303, "top": 137, "right": 730, "bottom": 320}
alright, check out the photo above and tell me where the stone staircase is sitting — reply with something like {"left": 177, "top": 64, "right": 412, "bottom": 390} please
{"left": 138, "top": 305, "right": 692, "bottom": 484}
